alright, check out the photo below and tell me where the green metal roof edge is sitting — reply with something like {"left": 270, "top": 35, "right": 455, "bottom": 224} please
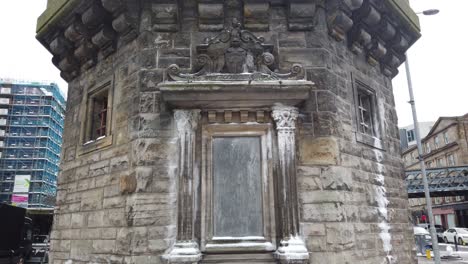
{"left": 386, "top": 0, "right": 421, "bottom": 33}
{"left": 36, "top": 0, "right": 80, "bottom": 37}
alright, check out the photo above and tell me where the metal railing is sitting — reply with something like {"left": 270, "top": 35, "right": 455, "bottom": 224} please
{"left": 406, "top": 166, "right": 468, "bottom": 198}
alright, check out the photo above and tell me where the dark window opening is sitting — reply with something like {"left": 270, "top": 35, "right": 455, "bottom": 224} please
{"left": 92, "top": 95, "right": 107, "bottom": 139}
{"left": 407, "top": 130, "right": 415, "bottom": 142}
{"left": 357, "top": 89, "right": 375, "bottom": 136}
{"left": 86, "top": 88, "right": 109, "bottom": 142}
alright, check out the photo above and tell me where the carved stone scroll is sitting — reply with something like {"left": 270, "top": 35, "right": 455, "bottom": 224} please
{"left": 166, "top": 63, "right": 304, "bottom": 82}
{"left": 272, "top": 105, "right": 309, "bottom": 264}
{"left": 165, "top": 110, "right": 202, "bottom": 264}
{"left": 166, "top": 19, "right": 305, "bottom": 82}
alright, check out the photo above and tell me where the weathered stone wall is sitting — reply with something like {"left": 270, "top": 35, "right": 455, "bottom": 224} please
{"left": 52, "top": 37, "right": 177, "bottom": 263}
{"left": 48, "top": 1, "right": 417, "bottom": 264}
{"left": 296, "top": 8, "right": 415, "bottom": 263}
{"left": 51, "top": 23, "right": 180, "bottom": 260}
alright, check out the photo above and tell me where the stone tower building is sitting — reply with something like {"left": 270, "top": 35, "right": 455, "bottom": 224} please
{"left": 36, "top": 0, "right": 421, "bottom": 263}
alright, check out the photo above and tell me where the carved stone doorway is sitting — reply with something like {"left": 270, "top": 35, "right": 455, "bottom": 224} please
{"left": 159, "top": 20, "right": 314, "bottom": 264}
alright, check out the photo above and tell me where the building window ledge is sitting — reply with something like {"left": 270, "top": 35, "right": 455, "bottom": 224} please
{"left": 356, "top": 132, "right": 384, "bottom": 150}
{"left": 78, "top": 134, "right": 113, "bottom": 155}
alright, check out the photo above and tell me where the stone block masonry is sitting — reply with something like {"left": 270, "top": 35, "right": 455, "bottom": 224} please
{"left": 37, "top": 0, "right": 420, "bottom": 263}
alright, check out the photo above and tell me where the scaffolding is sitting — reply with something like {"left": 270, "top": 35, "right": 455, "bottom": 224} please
{"left": 0, "top": 81, "right": 65, "bottom": 209}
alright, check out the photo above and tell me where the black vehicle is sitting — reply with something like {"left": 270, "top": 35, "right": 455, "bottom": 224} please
{"left": 0, "top": 204, "right": 32, "bottom": 264}
{"left": 27, "top": 235, "right": 49, "bottom": 264}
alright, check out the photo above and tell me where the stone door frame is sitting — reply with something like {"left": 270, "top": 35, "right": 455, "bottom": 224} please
{"left": 200, "top": 122, "right": 277, "bottom": 253}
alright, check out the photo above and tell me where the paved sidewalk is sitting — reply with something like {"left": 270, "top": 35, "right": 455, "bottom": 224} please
{"left": 417, "top": 244, "right": 468, "bottom": 263}
{"left": 418, "top": 254, "right": 468, "bottom": 264}
{"left": 418, "top": 258, "right": 468, "bottom": 264}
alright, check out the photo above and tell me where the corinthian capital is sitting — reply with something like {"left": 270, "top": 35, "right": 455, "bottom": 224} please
{"left": 272, "top": 105, "right": 299, "bottom": 130}
{"left": 174, "top": 109, "right": 201, "bottom": 133}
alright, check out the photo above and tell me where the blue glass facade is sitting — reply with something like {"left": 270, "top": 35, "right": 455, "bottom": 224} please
{"left": 0, "top": 81, "right": 65, "bottom": 209}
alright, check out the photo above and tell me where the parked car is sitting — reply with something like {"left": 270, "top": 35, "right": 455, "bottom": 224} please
{"left": 442, "top": 228, "right": 468, "bottom": 245}
{"left": 414, "top": 226, "right": 432, "bottom": 253}
{"left": 417, "top": 224, "right": 445, "bottom": 242}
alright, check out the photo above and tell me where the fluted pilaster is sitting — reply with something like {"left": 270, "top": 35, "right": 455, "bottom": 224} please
{"left": 166, "top": 109, "right": 201, "bottom": 264}
{"left": 272, "top": 105, "right": 309, "bottom": 264}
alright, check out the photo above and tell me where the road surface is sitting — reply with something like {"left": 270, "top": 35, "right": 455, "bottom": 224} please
{"left": 418, "top": 243, "right": 468, "bottom": 263}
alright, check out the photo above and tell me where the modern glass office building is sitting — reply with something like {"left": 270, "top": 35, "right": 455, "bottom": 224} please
{"left": 0, "top": 79, "right": 65, "bottom": 209}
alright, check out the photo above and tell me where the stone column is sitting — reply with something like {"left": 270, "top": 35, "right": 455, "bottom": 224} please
{"left": 272, "top": 105, "right": 309, "bottom": 264}
{"left": 166, "top": 109, "right": 201, "bottom": 264}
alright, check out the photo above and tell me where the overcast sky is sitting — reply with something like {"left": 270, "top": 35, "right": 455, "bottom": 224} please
{"left": 0, "top": 1, "right": 66, "bottom": 92}
{"left": 0, "top": 0, "right": 466, "bottom": 127}
{"left": 393, "top": 0, "right": 468, "bottom": 126}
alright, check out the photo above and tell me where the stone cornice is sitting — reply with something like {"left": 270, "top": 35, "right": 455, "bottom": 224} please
{"left": 36, "top": 0, "right": 140, "bottom": 82}
{"left": 36, "top": 0, "right": 80, "bottom": 36}
{"left": 36, "top": 0, "right": 421, "bottom": 82}
{"left": 158, "top": 80, "right": 313, "bottom": 109}
{"left": 386, "top": 0, "right": 420, "bottom": 32}
{"left": 325, "top": 0, "right": 421, "bottom": 77}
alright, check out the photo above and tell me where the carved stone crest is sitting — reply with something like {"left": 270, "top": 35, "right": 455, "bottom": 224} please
{"left": 225, "top": 38, "right": 250, "bottom": 74}
{"left": 167, "top": 19, "right": 305, "bottom": 82}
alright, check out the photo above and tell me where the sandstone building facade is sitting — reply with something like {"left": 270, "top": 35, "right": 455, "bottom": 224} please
{"left": 36, "top": 0, "right": 421, "bottom": 263}
{"left": 399, "top": 121, "right": 434, "bottom": 151}
{"left": 404, "top": 114, "right": 468, "bottom": 229}
{"left": 402, "top": 115, "right": 468, "bottom": 171}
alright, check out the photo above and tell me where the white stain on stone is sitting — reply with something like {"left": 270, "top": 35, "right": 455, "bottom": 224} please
{"left": 373, "top": 149, "right": 393, "bottom": 261}
{"left": 167, "top": 241, "right": 201, "bottom": 255}
{"left": 275, "top": 235, "right": 309, "bottom": 261}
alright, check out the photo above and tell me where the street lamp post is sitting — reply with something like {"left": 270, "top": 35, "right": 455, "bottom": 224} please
{"left": 417, "top": 9, "right": 440, "bottom": 16}
{"left": 404, "top": 8, "right": 440, "bottom": 264}
{"left": 405, "top": 56, "right": 441, "bottom": 263}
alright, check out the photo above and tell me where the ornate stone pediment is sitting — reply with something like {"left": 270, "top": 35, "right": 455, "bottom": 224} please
{"left": 167, "top": 19, "right": 305, "bottom": 82}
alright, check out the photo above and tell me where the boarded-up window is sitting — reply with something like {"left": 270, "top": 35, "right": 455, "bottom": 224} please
{"left": 212, "top": 137, "right": 263, "bottom": 237}
{"left": 202, "top": 123, "right": 275, "bottom": 253}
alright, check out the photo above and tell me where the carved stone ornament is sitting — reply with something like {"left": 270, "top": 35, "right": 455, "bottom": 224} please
{"left": 271, "top": 105, "right": 299, "bottom": 130}
{"left": 167, "top": 19, "right": 305, "bottom": 82}
{"left": 174, "top": 110, "right": 201, "bottom": 134}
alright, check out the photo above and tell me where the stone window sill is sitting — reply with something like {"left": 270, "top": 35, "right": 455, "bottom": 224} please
{"left": 356, "top": 132, "right": 384, "bottom": 150}
{"left": 78, "top": 135, "right": 113, "bottom": 155}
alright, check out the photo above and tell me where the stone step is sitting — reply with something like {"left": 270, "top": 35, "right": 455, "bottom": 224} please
{"left": 201, "top": 253, "right": 277, "bottom": 263}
